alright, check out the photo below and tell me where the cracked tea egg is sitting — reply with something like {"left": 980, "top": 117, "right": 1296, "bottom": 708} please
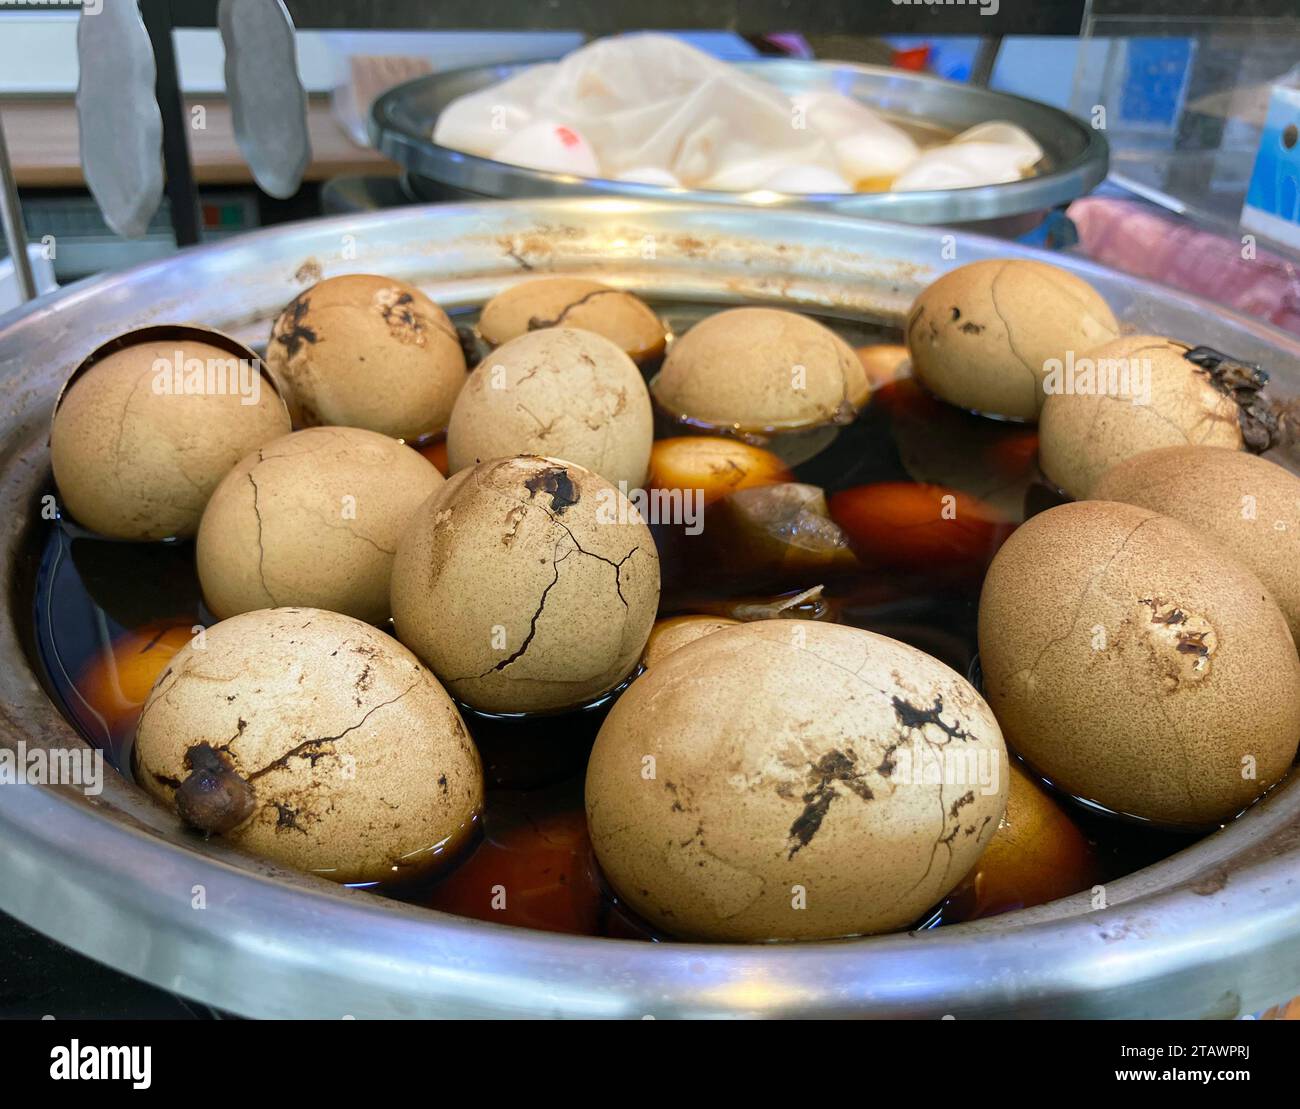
{"left": 391, "top": 455, "right": 660, "bottom": 714}
{"left": 1039, "top": 336, "right": 1247, "bottom": 499}
{"left": 134, "top": 607, "right": 483, "bottom": 884}
{"left": 978, "top": 500, "right": 1300, "bottom": 827}
{"left": 267, "top": 274, "right": 467, "bottom": 440}
{"left": 907, "top": 259, "right": 1118, "bottom": 421}
{"left": 197, "top": 426, "right": 443, "bottom": 624}
{"left": 585, "top": 620, "right": 1008, "bottom": 941}
{"left": 50, "top": 329, "right": 291, "bottom": 541}
{"left": 478, "top": 277, "right": 667, "bottom": 363}
{"left": 652, "top": 307, "right": 869, "bottom": 432}
{"left": 446, "top": 327, "right": 653, "bottom": 489}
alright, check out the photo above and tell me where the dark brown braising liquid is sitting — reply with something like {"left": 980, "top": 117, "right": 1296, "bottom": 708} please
{"left": 26, "top": 300, "right": 1203, "bottom": 941}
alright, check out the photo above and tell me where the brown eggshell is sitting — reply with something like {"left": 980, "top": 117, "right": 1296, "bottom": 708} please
{"left": 586, "top": 620, "right": 1008, "bottom": 941}
{"left": 641, "top": 614, "right": 740, "bottom": 669}
{"left": 51, "top": 337, "right": 290, "bottom": 540}
{"left": 652, "top": 307, "right": 869, "bottom": 432}
{"left": 134, "top": 607, "right": 483, "bottom": 884}
{"left": 978, "top": 500, "right": 1300, "bottom": 827}
{"left": 446, "top": 327, "right": 653, "bottom": 489}
{"left": 391, "top": 455, "right": 660, "bottom": 713}
{"left": 1092, "top": 445, "right": 1300, "bottom": 647}
{"left": 907, "top": 259, "right": 1119, "bottom": 421}
{"left": 1038, "top": 336, "right": 1244, "bottom": 498}
{"left": 266, "top": 274, "right": 467, "bottom": 440}
{"left": 478, "top": 277, "right": 667, "bottom": 362}
{"left": 196, "top": 427, "right": 443, "bottom": 624}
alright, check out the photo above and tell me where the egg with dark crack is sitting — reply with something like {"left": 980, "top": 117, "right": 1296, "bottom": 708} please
{"left": 585, "top": 620, "right": 1008, "bottom": 941}
{"left": 134, "top": 607, "right": 483, "bottom": 884}
{"left": 266, "top": 273, "right": 467, "bottom": 440}
{"left": 391, "top": 455, "right": 660, "bottom": 713}
{"left": 478, "top": 277, "right": 667, "bottom": 363}
{"left": 978, "top": 500, "right": 1300, "bottom": 827}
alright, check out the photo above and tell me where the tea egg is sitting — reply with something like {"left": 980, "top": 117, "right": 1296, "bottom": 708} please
{"left": 478, "top": 277, "right": 667, "bottom": 362}
{"left": 134, "top": 607, "right": 483, "bottom": 884}
{"left": 906, "top": 259, "right": 1119, "bottom": 421}
{"left": 391, "top": 455, "right": 660, "bottom": 713}
{"left": 50, "top": 331, "right": 290, "bottom": 540}
{"left": 978, "top": 500, "right": 1300, "bottom": 827}
{"left": 446, "top": 327, "right": 653, "bottom": 489}
{"left": 266, "top": 274, "right": 467, "bottom": 440}
{"left": 641, "top": 614, "right": 740, "bottom": 669}
{"left": 1092, "top": 445, "right": 1300, "bottom": 645}
{"left": 196, "top": 427, "right": 443, "bottom": 624}
{"left": 1039, "top": 336, "right": 1246, "bottom": 498}
{"left": 652, "top": 307, "right": 869, "bottom": 432}
{"left": 586, "top": 620, "right": 1008, "bottom": 941}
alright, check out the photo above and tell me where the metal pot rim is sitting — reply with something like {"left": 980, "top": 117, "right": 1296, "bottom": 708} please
{"left": 1, "top": 198, "right": 1298, "bottom": 1019}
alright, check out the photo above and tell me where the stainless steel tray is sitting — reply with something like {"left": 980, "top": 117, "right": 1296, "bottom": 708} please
{"left": 370, "top": 59, "right": 1109, "bottom": 237}
{"left": 1, "top": 199, "right": 1298, "bottom": 1019}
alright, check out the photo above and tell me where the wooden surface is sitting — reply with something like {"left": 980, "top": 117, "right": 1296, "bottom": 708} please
{"left": 3, "top": 95, "right": 398, "bottom": 189}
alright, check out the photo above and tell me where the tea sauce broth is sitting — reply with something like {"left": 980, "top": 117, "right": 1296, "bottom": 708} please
{"left": 28, "top": 298, "right": 1203, "bottom": 940}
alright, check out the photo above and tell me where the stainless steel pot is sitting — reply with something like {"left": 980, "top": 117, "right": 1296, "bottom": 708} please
{"left": 370, "top": 59, "right": 1109, "bottom": 238}
{"left": 2, "top": 199, "right": 1299, "bottom": 1019}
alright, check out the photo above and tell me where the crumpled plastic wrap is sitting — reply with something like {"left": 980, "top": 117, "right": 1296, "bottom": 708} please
{"left": 433, "top": 34, "right": 1043, "bottom": 195}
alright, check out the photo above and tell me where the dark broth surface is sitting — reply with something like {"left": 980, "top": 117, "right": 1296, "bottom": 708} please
{"left": 28, "top": 298, "right": 1203, "bottom": 940}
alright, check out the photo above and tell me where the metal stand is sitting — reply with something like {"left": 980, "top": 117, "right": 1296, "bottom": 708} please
{"left": 0, "top": 110, "right": 36, "bottom": 304}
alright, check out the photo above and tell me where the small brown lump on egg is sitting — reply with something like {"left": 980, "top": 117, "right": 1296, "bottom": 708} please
{"left": 266, "top": 273, "right": 467, "bottom": 440}
{"left": 196, "top": 426, "right": 444, "bottom": 624}
{"left": 391, "top": 455, "right": 660, "bottom": 714}
{"left": 50, "top": 331, "right": 291, "bottom": 541}
{"left": 1092, "top": 445, "right": 1300, "bottom": 645}
{"left": 1038, "top": 335, "right": 1245, "bottom": 498}
{"left": 651, "top": 307, "right": 869, "bottom": 432}
{"left": 907, "top": 259, "right": 1119, "bottom": 421}
{"left": 478, "top": 277, "right": 667, "bottom": 362}
{"left": 641, "top": 614, "right": 740, "bottom": 669}
{"left": 586, "top": 620, "right": 1008, "bottom": 941}
{"left": 446, "top": 327, "right": 653, "bottom": 489}
{"left": 134, "top": 607, "right": 484, "bottom": 885}
{"left": 978, "top": 500, "right": 1300, "bottom": 827}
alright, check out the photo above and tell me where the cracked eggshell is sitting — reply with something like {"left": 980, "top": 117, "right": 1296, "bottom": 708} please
{"left": 134, "top": 607, "right": 483, "bottom": 884}
{"left": 478, "top": 277, "right": 667, "bottom": 363}
{"left": 391, "top": 455, "right": 660, "bottom": 713}
{"left": 266, "top": 274, "right": 467, "bottom": 440}
{"left": 652, "top": 307, "right": 869, "bottom": 433}
{"left": 50, "top": 336, "right": 290, "bottom": 541}
{"left": 446, "top": 327, "right": 653, "bottom": 489}
{"left": 978, "top": 500, "right": 1300, "bottom": 827}
{"left": 1039, "top": 336, "right": 1245, "bottom": 499}
{"left": 196, "top": 427, "right": 443, "bottom": 624}
{"left": 906, "top": 259, "right": 1119, "bottom": 421}
{"left": 586, "top": 620, "right": 1008, "bottom": 941}
{"left": 1092, "top": 445, "right": 1300, "bottom": 645}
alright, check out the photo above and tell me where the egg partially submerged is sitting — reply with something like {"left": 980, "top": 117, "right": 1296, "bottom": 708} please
{"left": 586, "top": 620, "right": 1008, "bottom": 941}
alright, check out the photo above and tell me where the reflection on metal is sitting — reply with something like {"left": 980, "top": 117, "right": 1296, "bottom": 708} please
{"left": 75, "top": 0, "right": 164, "bottom": 239}
{"left": 218, "top": 0, "right": 311, "bottom": 199}
{"left": 0, "top": 111, "right": 35, "bottom": 304}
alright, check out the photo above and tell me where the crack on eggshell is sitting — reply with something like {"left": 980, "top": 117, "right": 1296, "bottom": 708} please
{"left": 785, "top": 748, "right": 875, "bottom": 859}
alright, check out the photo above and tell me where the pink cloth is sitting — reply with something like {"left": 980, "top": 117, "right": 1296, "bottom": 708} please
{"left": 1067, "top": 196, "right": 1300, "bottom": 336}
